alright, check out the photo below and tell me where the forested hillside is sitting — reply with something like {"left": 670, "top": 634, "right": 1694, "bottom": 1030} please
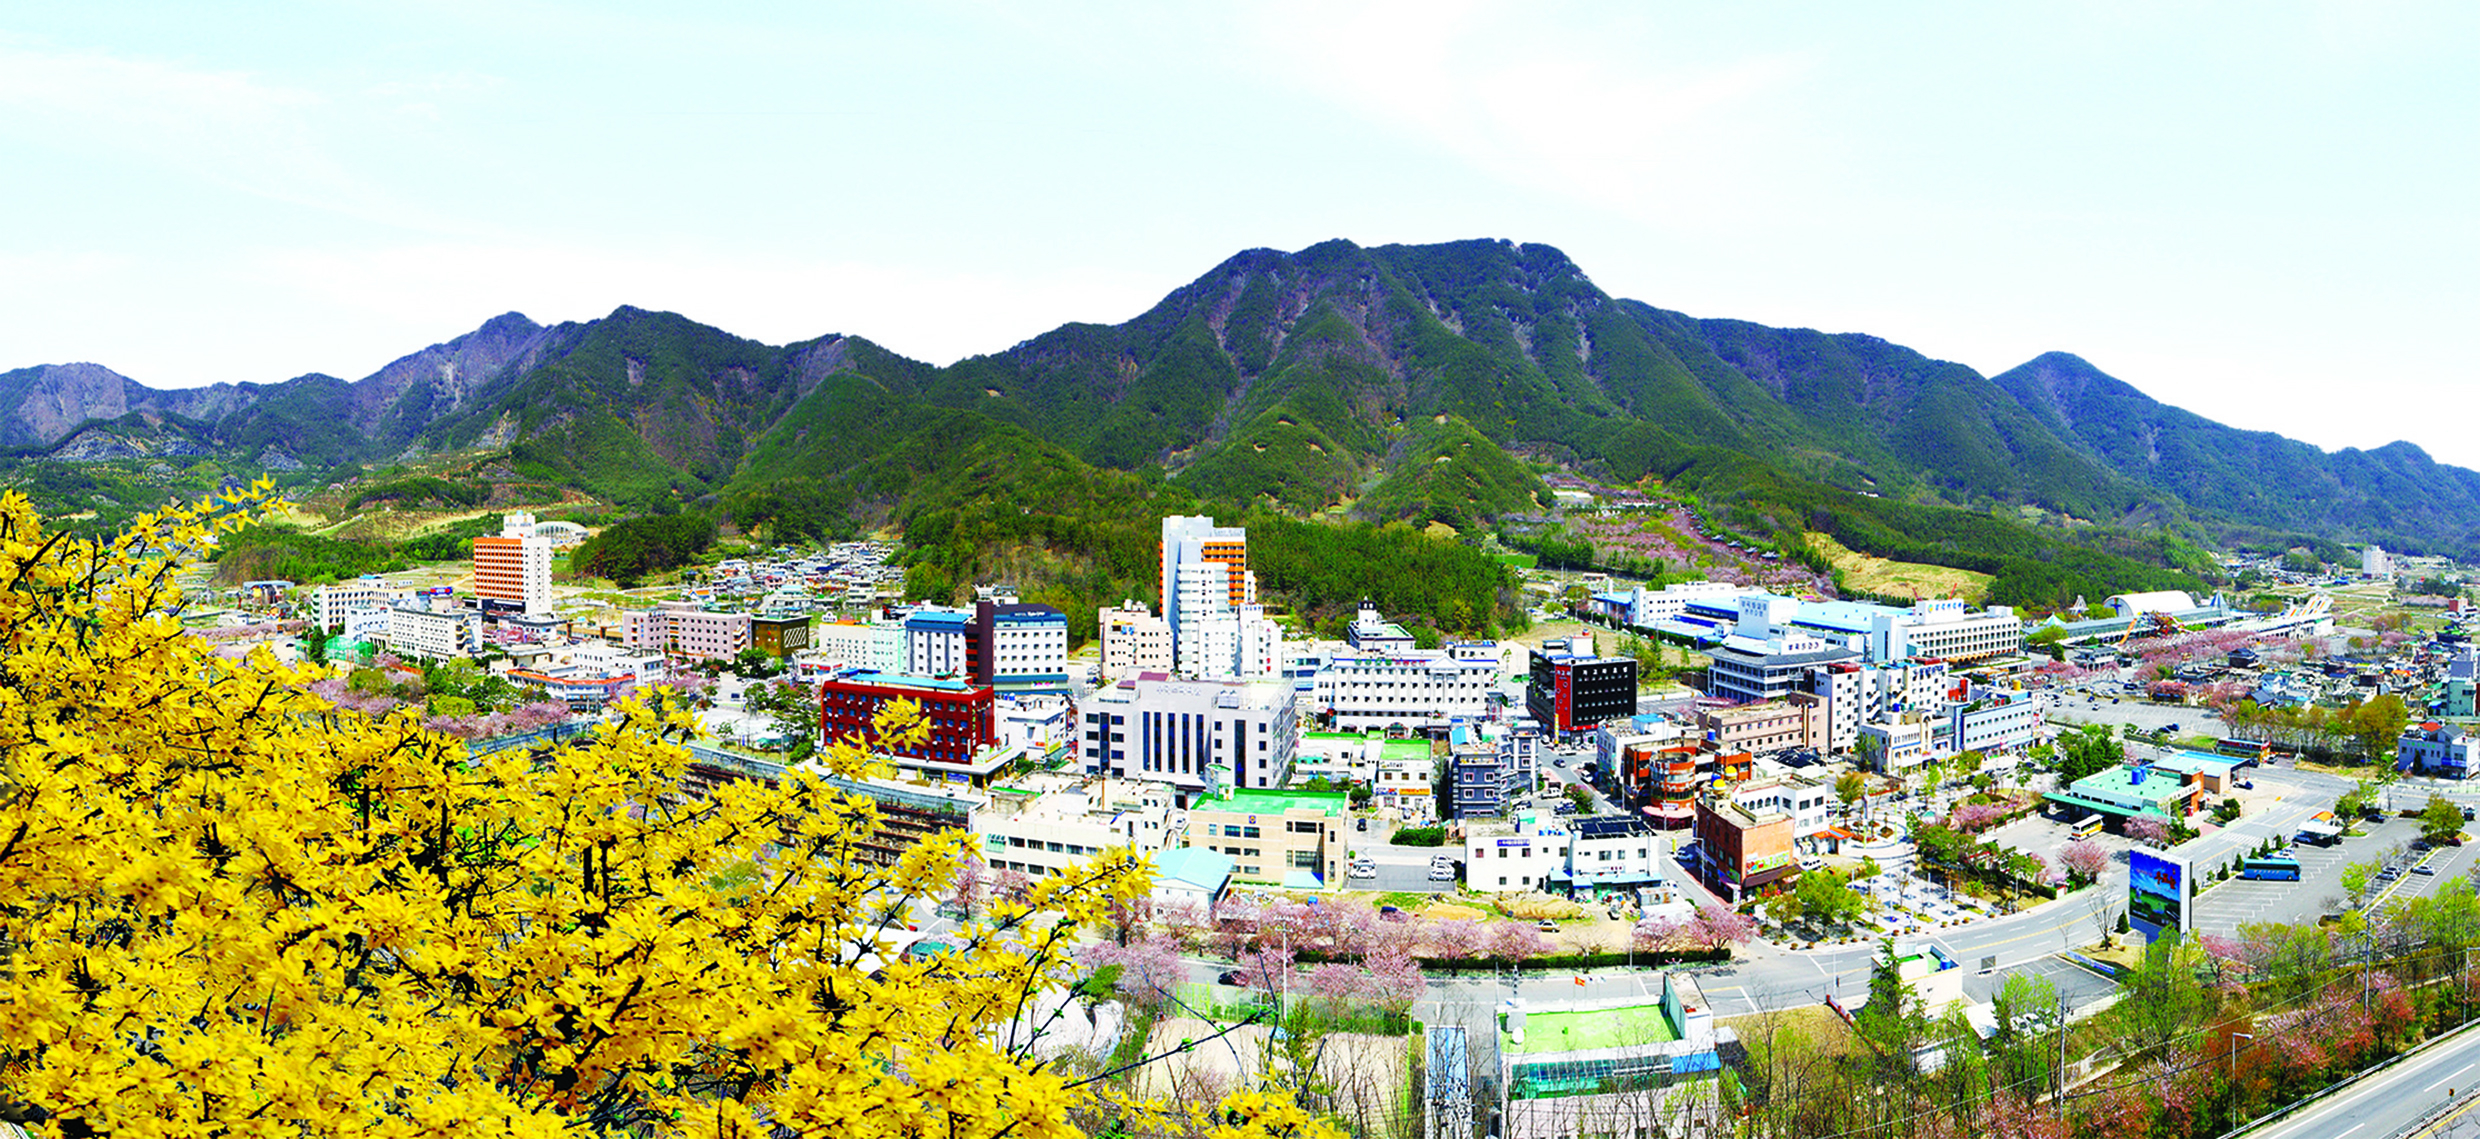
{"left": 9, "top": 236, "right": 2461, "bottom": 614}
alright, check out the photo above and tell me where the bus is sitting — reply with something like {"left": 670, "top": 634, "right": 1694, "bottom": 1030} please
{"left": 2070, "top": 813, "right": 2106, "bottom": 838}
{"left": 2240, "top": 857, "right": 2302, "bottom": 881}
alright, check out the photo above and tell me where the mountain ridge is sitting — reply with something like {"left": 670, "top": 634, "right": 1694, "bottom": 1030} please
{"left": 2, "top": 238, "right": 2470, "bottom": 558}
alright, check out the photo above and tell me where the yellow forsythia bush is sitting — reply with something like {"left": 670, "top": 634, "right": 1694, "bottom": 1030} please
{"left": 0, "top": 487, "right": 1339, "bottom": 1139}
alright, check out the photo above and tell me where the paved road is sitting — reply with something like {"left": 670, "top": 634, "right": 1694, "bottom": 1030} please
{"left": 2247, "top": 1022, "right": 2480, "bottom": 1139}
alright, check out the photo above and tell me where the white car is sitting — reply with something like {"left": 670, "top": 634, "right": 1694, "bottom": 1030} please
{"left": 1427, "top": 867, "right": 1457, "bottom": 881}
{"left": 1348, "top": 862, "right": 1378, "bottom": 879}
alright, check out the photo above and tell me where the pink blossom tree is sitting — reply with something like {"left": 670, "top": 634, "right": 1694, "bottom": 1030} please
{"left": 2057, "top": 838, "right": 2111, "bottom": 885}
{"left": 1487, "top": 920, "right": 1551, "bottom": 965}
{"left": 1236, "top": 943, "right": 1295, "bottom": 994}
{"left": 2126, "top": 815, "right": 2174, "bottom": 848}
{"left": 1083, "top": 937, "right": 1185, "bottom": 1008}
{"left": 947, "top": 855, "right": 986, "bottom": 919}
{"left": 1426, "top": 918, "right": 1486, "bottom": 971}
{"left": 1362, "top": 944, "right": 1426, "bottom": 1018}
{"left": 1687, "top": 904, "right": 1757, "bottom": 953}
{"left": 1631, "top": 915, "right": 1685, "bottom": 954}
{"left": 1305, "top": 961, "right": 1366, "bottom": 1013}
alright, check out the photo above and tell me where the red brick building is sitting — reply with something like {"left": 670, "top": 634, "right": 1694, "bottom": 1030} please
{"left": 1692, "top": 797, "right": 1796, "bottom": 903}
{"left": 817, "top": 669, "right": 996, "bottom": 767}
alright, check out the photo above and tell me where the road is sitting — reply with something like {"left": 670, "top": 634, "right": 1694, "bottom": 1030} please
{"left": 2245, "top": 1023, "right": 2480, "bottom": 1139}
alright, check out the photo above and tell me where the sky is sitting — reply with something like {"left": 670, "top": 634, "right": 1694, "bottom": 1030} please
{"left": 4, "top": 3, "right": 2476, "bottom": 464}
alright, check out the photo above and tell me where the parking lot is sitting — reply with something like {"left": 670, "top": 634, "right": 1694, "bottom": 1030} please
{"left": 2190, "top": 815, "right": 2429, "bottom": 936}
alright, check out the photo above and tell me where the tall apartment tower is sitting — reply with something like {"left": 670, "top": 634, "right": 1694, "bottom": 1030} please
{"left": 471, "top": 512, "right": 554, "bottom": 615}
{"left": 1159, "top": 515, "right": 1272, "bottom": 679}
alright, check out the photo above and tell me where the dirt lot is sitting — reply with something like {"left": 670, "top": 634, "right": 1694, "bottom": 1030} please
{"left": 1136, "top": 1018, "right": 1406, "bottom": 1122}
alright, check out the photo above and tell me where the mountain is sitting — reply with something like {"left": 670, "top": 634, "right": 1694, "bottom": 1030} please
{"left": 0, "top": 237, "right": 2465, "bottom": 576}
{"left": 1993, "top": 352, "right": 2480, "bottom": 553}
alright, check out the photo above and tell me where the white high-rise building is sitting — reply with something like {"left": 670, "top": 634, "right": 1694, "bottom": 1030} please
{"left": 472, "top": 512, "right": 555, "bottom": 615}
{"left": 1159, "top": 516, "right": 1278, "bottom": 679}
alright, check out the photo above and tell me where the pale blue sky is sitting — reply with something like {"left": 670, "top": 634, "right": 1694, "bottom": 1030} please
{"left": 4, "top": 3, "right": 2475, "bottom": 464}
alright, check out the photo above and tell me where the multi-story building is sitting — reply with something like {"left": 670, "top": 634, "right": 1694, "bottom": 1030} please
{"left": 1692, "top": 699, "right": 1823, "bottom": 754}
{"left": 386, "top": 604, "right": 482, "bottom": 660}
{"left": 1566, "top": 814, "right": 1665, "bottom": 895}
{"left": 973, "top": 776, "right": 1181, "bottom": 880}
{"left": 1730, "top": 775, "right": 1834, "bottom": 842}
{"left": 1184, "top": 787, "right": 1349, "bottom": 889}
{"left": 2401, "top": 722, "right": 2480, "bottom": 779}
{"left": 1345, "top": 601, "right": 1419, "bottom": 651}
{"left": 1313, "top": 640, "right": 1501, "bottom": 733}
{"left": 1691, "top": 797, "right": 1795, "bottom": 903}
{"left": 750, "top": 613, "right": 811, "bottom": 658}
{"left": 1952, "top": 692, "right": 2046, "bottom": 755}
{"left": 970, "top": 599, "right": 1071, "bottom": 695}
{"left": 1526, "top": 652, "right": 1638, "bottom": 735}
{"left": 1076, "top": 675, "right": 1298, "bottom": 797}
{"left": 809, "top": 620, "right": 907, "bottom": 673}
{"left": 1452, "top": 731, "right": 1517, "bottom": 819}
{"left": 1705, "top": 633, "right": 1862, "bottom": 705}
{"left": 1159, "top": 515, "right": 1279, "bottom": 679}
{"left": 1463, "top": 814, "right": 1572, "bottom": 893}
{"left": 470, "top": 512, "right": 554, "bottom": 615}
{"left": 310, "top": 577, "right": 407, "bottom": 632}
{"left": 816, "top": 668, "right": 996, "bottom": 769}
{"left": 622, "top": 601, "right": 754, "bottom": 662}
{"left": 1098, "top": 601, "right": 1175, "bottom": 682}
{"left": 902, "top": 605, "right": 973, "bottom": 678}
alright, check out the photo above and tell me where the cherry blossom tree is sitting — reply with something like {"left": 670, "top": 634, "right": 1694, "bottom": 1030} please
{"left": 1083, "top": 937, "right": 1185, "bottom": 1008}
{"left": 1426, "top": 918, "right": 1486, "bottom": 970}
{"left": 1305, "top": 961, "right": 1366, "bottom": 1011}
{"left": 1361, "top": 944, "right": 1426, "bottom": 1017}
{"left": 2057, "top": 838, "right": 2111, "bottom": 885}
{"left": 1688, "top": 904, "right": 1757, "bottom": 952}
{"left": 2126, "top": 815, "right": 2174, "bottom": 848}
{"left": 1631, "top": 915, "right": 1685, "bottom": 954}
{"left": 1487, "top": 920, "right": 1551, "bottom": 964}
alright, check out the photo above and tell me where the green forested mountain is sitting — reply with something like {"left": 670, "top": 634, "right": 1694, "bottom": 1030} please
{"left": 4, "top": 237, "right": 2466, "bottom": 621}
{"left": 1993, "top": 351, "right": 2480, "bottom": 553}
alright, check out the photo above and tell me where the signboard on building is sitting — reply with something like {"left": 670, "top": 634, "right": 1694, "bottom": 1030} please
{"left": 1745, "top": 850, "right": 1794, "bottom": 874}
{"left": 2129, "top": 849, "right": 2189, "bottom": 943}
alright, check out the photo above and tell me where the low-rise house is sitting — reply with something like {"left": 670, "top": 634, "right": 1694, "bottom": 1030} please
{"left": 2401, "top": 722, "right": 2480, "bottom": 780}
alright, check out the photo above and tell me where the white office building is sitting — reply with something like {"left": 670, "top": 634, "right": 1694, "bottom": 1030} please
{"left": 1099, "top": 601, "right": 1176, "bottom": 681}
{"left": 386, "top": 604, "right": 482, "bottom": 660}
{"left": 1312, "top": 640, "right": 1501, "bottom": 732}
{"left": 310, "top": 577, "right": 407, "bottom": 632}
{"left": 808, "top": 620, "right": 907, "bottom": 673}
{"left": 1077, "top": 675, "right": 1299, "bottom": 796}
{"left": 973, "top": 776, "right": 1181, "bottom": 880}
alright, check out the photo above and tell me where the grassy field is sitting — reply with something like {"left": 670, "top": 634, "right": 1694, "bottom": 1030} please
{"left": 1807, "top": 531, "right": 1994, "bottom": 603}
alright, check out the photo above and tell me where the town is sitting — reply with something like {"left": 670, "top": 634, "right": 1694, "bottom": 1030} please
{"left": 180, "top": 505, "right": 2480, "bottom": 1139}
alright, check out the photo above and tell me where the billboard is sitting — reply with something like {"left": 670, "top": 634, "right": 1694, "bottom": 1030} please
{"left": 2128, "top": 849, "right": 2190, "bottom": 943}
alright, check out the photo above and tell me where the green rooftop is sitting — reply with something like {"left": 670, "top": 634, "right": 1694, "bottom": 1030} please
{"left": 1380, "top": 739, "right": 1434, "bottom": 763}
{"left": 1197, "top": 787, "right": 1349, "bottom": 816}
{"left": 1503, "top": 1006, "right": 1677, "bottom": 1054}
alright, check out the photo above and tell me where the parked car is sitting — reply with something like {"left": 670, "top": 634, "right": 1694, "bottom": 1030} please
{"left": 1349, "top": 863, "right": 1377, "bottom": 879}
{"left": 1427, "top": 867, "right": 1456, "bottom": 881}
{"left": 1535, "top": 919, "right": 1559, "bottom": 933}
{"left": 1218, "top": 969, "right": 1249, "bottom": 986}
{"left": 2415, "top": 866, "right": 2438, "bottom": 876}
{"left": 1357, "top": 817, "right": 1369, "bottom": 832}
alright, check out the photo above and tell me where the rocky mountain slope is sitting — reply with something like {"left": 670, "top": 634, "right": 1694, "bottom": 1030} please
{"left": 4, "top": 238, "right": 2472, "bottom": 557}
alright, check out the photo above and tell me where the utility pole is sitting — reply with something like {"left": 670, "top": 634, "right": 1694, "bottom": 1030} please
{"left": 2056, "top": 993, "right": 2071, "bottom": 1125}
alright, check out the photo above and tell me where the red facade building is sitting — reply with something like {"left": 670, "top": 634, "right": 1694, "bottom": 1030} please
{"left": 817, "top": 669, "right": 996, "bottom": 766}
